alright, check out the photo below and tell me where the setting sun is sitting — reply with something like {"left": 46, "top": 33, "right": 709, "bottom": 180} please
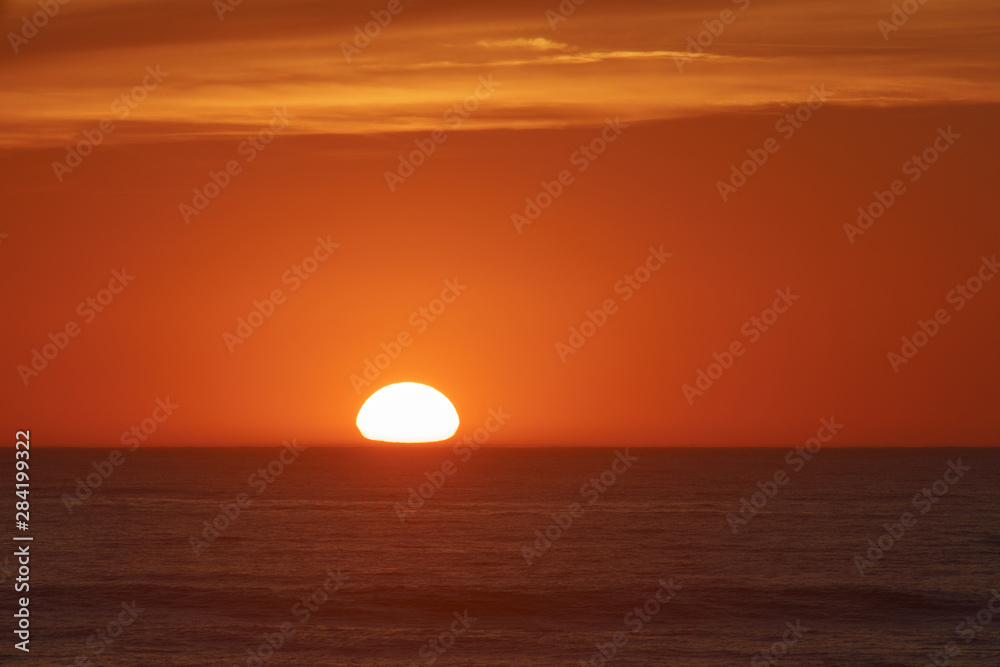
{"left": 4, "top": 0, "right": 999, "bottom": 662}
{"left": 356, "top": 382, "right": 460, "bottom": 443}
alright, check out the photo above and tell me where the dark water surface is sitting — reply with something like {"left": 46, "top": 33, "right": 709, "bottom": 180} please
{"left": 7, "top": 447, "right": 1000, "bottom": 666}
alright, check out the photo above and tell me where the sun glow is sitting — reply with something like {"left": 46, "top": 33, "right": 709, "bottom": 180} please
{"left": 356, "top": 382, "right": 460, "bottom": 443}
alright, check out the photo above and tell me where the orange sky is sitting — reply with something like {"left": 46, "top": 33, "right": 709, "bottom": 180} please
{"left": 2, "top": 0, "right": 998, "bottom": 445}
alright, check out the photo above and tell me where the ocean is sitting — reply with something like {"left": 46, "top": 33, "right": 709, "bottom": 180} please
{"left": 9, "top": 446, "right": 1000, "bottom": 666}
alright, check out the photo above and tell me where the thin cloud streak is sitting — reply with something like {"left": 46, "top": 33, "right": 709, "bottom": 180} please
{"left": 0, "top": 0, "right": 997, "bottom": 145}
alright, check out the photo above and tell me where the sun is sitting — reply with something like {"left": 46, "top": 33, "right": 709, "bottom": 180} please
{"left": 356, "top": 382, "right": 460, "bottom": 443}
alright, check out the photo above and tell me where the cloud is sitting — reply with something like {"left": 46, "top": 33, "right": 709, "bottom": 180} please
{"left": 477, "top": 37, "right": 569, "bottom": 50}
{"left": 0, "top": 0, "right": 997, "bottom": 145}
{"left": 378, "top": 48, "right": 733, "bottom": 71}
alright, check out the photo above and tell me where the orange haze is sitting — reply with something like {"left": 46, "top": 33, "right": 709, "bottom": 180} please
{"left": 2, "top": 0, "right": 998, "bottom": 445}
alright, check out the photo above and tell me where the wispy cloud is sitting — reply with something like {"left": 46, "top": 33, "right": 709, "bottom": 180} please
{"left": 0, "top": 0, "right": 996, "bottom": 145}
{"left": 477, "top": 37, "right": 569, "bottom": 50}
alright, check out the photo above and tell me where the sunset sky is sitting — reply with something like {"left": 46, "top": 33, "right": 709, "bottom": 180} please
{"left": 3, "top": 0, "right": 998, "bottom": 445}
